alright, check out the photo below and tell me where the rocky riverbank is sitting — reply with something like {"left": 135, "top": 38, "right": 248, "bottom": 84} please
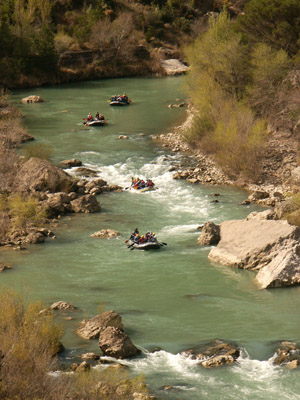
{"left": 153, "top": 105, "right": 299, "bottom": 208}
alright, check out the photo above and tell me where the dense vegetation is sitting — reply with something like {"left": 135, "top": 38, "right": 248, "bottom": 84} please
{"left": 184, "top": 0, "right": 300, "bottom": 181}
{"left": 0, "top": 0, "right": 217, "bottom": 87}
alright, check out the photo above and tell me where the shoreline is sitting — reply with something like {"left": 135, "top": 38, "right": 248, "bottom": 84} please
{"left": 153, "top": 105, "right": 297, "bottom": 207}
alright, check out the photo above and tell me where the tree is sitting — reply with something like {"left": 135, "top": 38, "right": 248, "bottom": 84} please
{"left": 237, "top": 0, "right": 300, "bottom": 56}
{"left": 186, "top": 9, "right": 250, "bottom": 102}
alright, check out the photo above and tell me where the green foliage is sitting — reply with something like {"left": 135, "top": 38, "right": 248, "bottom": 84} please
{"left": 69, "top": 3, "right": 106, "bottom": 43}
{"left": 184, "top": 10, "right": 268, "bottom": 180}
{"left": 186, "top": 9, "right": 250, "bottom": 101}
{"left": 247, "top": 43, "right": 291, "bottom": 115}
{"left": 8, "top": 194, "right": 47, "bottom": 230}
{"left": 23, "top": 142, "right": 54, "bottom": 161}
{"left": 237, "top": 0, "right": 300, "bottom": 56}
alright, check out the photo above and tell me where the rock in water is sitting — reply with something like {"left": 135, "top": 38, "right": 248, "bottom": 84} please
{"left": 22, "top": 95, "right": 44, "bottom": 104}
{"left": 99, "top": 326, "right": 140, "bottom": 359}
{"left": 76, "top": 310, "right": 123, "bottom": 340}
{"left": 70, "top": 194, "right": 101, "bottom": 213}
{"left": 197, "top": 221, "right": 220, "bottom": 245}
{"left": 50, "top": 301, "right": 77, "bottom": 311}
{"left": 91, "top": 229, "right": 120, "bottom": 238}
{"left": 60, "top": 159, "right": 82, "bottom": 167}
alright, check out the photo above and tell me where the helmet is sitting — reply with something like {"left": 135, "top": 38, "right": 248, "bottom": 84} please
{"left": 141, "top": 235, "right": 144, "bottom": 238}
{"left": 153, "top": 232, "right": 156, "bottom": 235}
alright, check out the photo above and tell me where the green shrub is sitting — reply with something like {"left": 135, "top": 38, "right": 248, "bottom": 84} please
{"left": 184, "top": 9, "right": 268, "bottom": 181}
{"left": 8, "top": 194, "right": 47, "bottom": 231}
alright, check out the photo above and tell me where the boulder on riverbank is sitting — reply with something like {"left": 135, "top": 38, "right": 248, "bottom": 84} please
{"left": 14, "top": 157, "right": 76, "bottom": 193}
{"left": 208, "top": 217, "right": 300, "bottom": 288}
{"left": 76, "top": 310, "right": 123, "bottom": 340}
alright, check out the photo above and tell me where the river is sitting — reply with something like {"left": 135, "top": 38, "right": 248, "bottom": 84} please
{"left": 2, "top": 77, "right": 300, "bottom": 399}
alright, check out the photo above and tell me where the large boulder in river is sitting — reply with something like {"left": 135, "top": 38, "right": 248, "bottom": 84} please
{"left": 208, "top": 218, "right": 300, "bottom": 288}
{"left": 197, "top": 221, "right": 220, "bottom": 245}
{"left": 70, "top": 194, "right": 100, "bottom": 213}
{"left": 14, "top": 157, "right": 76, "bottom": 193}
{"left": 76, "top": 311, "right": 123, "bottom": 340}
{"left": 98, "top": 326, "right": 140, "bottom": 359}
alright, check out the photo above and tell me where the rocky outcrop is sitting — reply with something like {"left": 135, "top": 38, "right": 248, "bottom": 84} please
{"left": 50, "top": 301, "right": 77, "bottom": 311}
{"left": 255, "top": 245, "right": 300, "bottom": 288}
{"left": 98, "top": 326, "right": 140, "bottom": 359}
{"left": 76, "top": 310, "right": 123, "bottom": 340}
{"left": 91, "top": 229, "right": 120, "bottom": 238}
{"left": 6, "top": 227, "right": 55, "bottom": 247}
{"left": 273, "top": 341, "right": 300, "bottom": 369}
{"left": 70, "top": 194, "right": 101, "bottom": 213}
{"left": 160, "top": 59, "right": 189, "bottom": 75}
{"left": 60, "top": 158, "right": 82, "bottom": 167}
{"left": 208, "top": 217, "right": 300, "bottom": 288}
{"left": 45, "top": 192, "right": 72, "bottom": 216}
{"left": 197, "top": 222, "right": 220, "bottom": 245}
{"left": 85, "top": 179, "right": 108, "bottom": 195}
{"left": 21, "top": 95, "right": 44, "bottom": 104}
{"left": 14, "top": 157, "right": 76, "bottom": 193}
{"left": 245, "top": 210, "right": 277, "bottom": 221}
{"left": 181, "top": 340, "right": 240, "bottom": 368}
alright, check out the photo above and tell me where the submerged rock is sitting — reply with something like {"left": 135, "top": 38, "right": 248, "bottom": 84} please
{"left": 60, "top": 158, "right": 82, "bottom": 167}
{"left": 0, "top": 263, "right": 12, "bottom": 272}
{"left": 91, "top": 229, "right": 120, "bottom": 238}
{"left": 50, "top": 301, "right": 77, "bottom": 311}
{"left": 74, "top": 167, "right": 98, "bottom": 177}
{"left": 22, "top": 95, "right": 44, "bottom": 104}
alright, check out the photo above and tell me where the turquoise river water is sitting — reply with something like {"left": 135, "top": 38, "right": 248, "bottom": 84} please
{"left": 1, "top": 77, "right": 300, "bottom": 399}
